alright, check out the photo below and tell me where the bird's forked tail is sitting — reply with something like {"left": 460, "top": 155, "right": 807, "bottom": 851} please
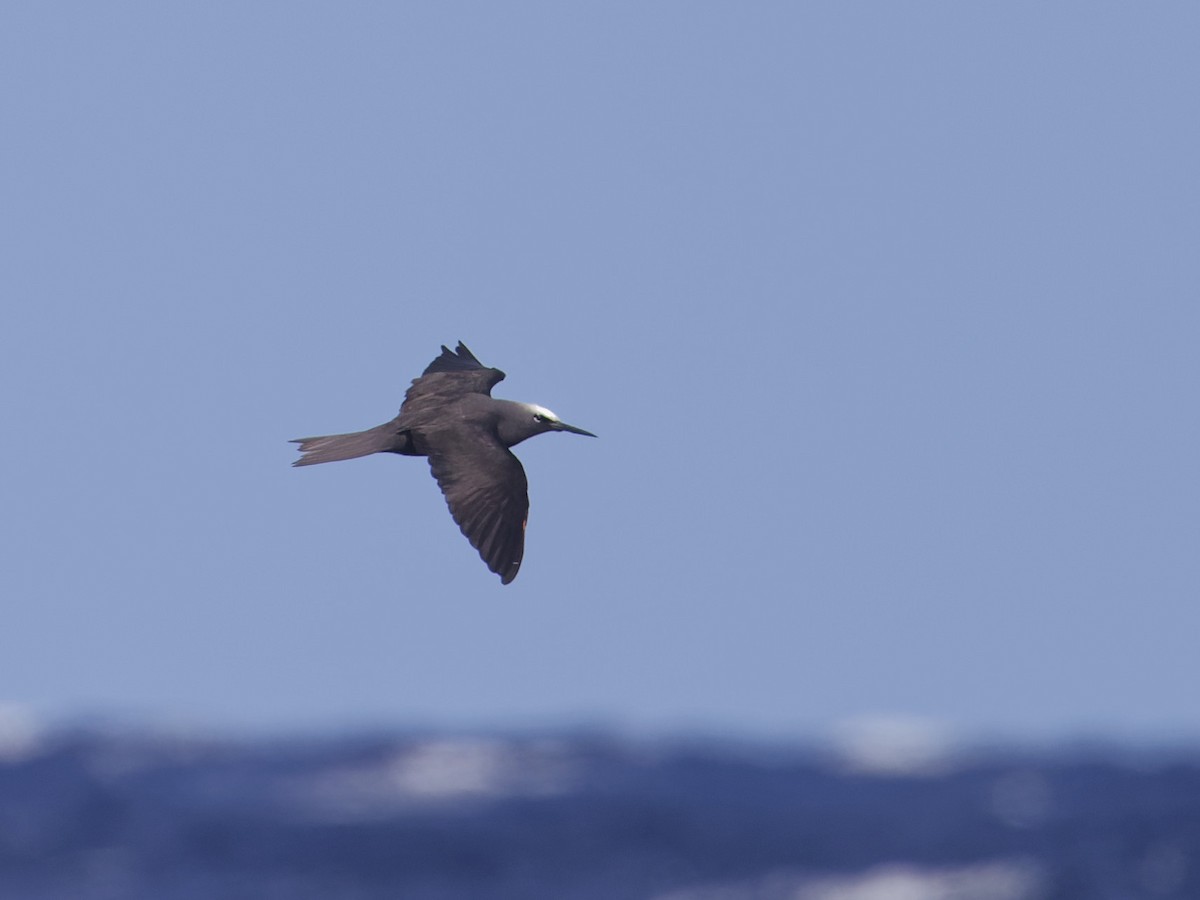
{"left": 290, "top": 422, "right": 403, "bottom": 466}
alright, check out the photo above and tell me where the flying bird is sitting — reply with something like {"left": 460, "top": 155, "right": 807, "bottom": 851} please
{"left": 291, "top": 342, "right": 595, "bottom": 584}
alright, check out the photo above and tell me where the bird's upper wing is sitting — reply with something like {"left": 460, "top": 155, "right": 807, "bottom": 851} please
{"left": 400, "top": 342, "right": 505, "bottom": 421}
{"left": 426, "top": 434, "right": 529, "bottom": 584}
{"left": 421, "top": 342, "right": 496, "bottom": 378}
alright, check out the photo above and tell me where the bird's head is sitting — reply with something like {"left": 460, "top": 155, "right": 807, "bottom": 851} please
{"left": 500, "top": 402, "right": 597, "bottom": 446}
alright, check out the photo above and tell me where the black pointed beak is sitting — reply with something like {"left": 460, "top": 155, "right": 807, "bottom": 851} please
{"left": 556, "top": 421, "right": 597, "bottom": 437}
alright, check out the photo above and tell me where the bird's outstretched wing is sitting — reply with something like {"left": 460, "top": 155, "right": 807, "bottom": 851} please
{"left": 399, "top": 342, "right": 506, "bottom": 422}
{"left": 426, "top": 437, "right": 529, "bottom": 585}
{"left": 422, "top": 342, "right": 494, "bottom": 377}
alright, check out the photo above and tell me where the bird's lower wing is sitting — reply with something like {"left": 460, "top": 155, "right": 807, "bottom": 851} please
{"left": 426, "top": 441, "right": 529, "bottom": 585}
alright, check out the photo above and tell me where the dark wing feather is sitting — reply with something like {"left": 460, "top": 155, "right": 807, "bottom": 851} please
{"left": 423, "top": 342, "right": 488, "bottom": 375}
{"left": 400, "top": 343, "right": 506, "bottom": 420}
{"left": 427, "top": 438, "right": 529, "bottom": 584}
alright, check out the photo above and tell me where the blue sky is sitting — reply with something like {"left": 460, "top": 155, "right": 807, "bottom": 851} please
{"left": 2, "top": 3, "right": 1197, "bottom": 743}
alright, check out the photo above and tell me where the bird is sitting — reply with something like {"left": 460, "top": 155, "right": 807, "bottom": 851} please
{"left": 291, "top": 342, "right": 595, "bottom": 584}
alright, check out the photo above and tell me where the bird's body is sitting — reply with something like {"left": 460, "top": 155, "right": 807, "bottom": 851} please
{"left": 291, "top": 343, "right": 594, "bottom": 584}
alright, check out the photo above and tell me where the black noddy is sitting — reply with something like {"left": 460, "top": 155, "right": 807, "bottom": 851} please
{"left": 291, "top": 342, "right": 595, "bottom": 584}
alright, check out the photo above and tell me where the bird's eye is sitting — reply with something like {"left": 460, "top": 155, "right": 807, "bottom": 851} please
{"left": 533, "top": 414, "right": 544, "bottom": 423}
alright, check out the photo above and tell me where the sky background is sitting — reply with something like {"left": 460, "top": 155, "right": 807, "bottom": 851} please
{"left": 2, "top": 3, "right": 1197, "bottom": 746}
